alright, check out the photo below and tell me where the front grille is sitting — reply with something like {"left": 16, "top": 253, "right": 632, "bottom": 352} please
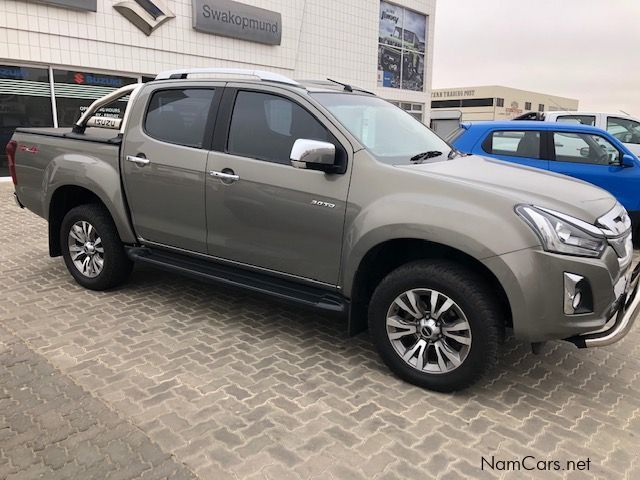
{"left": 597, "top": 202, "right": 631, "bottom": 237}
{"left": 597, "top": 203, "right": 633, "bottom": 267}
{"left": 610, "top": 234, "right": 633, "bottom": 268}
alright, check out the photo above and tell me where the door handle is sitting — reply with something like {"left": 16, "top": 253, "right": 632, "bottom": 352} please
{"left": 126, "top": 155, "right": 150, "bottom": 166}
{"left": 209, "top": 170, "right": 239, "bottom": 182}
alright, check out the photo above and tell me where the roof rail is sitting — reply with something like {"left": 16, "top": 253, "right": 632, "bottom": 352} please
{"left": 155, "top": 68, "right": 301, "bottom": 86}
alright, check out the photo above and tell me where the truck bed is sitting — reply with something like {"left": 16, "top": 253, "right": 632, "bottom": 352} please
{"left": 15, "top": 127, "right": 122, "bottom": 145}
{"left": 12, "top": 127, "right": 122, "bottom": 220}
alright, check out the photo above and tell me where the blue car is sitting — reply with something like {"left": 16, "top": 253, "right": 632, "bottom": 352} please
{"left": 449, "top": 121, "right": 640, "bottom": 233}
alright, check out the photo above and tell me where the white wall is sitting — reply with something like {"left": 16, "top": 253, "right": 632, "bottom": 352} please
{"left": 0, "top": 0, "right": 436, "bottom": 110}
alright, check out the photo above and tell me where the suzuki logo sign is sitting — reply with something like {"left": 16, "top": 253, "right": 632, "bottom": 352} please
{"left": 114, "top": 0, "right": 175, "bottom": 36}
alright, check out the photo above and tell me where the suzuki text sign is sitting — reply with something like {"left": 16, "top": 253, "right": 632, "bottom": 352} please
{"left": 192, "top": 0, "right": 282, "bottom": 46}
{"left": 31, "top": 0, "right": 97, "bottom": 11}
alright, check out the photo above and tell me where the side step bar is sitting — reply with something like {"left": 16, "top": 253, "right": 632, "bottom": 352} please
{"left": 126, "top": 247, "right": 347, "bottom": 314}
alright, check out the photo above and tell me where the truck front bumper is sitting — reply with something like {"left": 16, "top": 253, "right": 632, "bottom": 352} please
{"left": 483, "top": 244, "right": 638, "bottom": 345}
{"left": 565, "top": 262, "right": 640, "bottom": 348}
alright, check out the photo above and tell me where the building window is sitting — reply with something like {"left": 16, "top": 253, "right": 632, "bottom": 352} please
{"left": 496, "top": 98, "right": 504, "bottom": 107}
{"left": 461, "top": 98, "right": 494, "bottom": 107}
{"left": 431, "top": 99, "right": 461, "bottom": 109}
{"left": 53, "top": 69, "right": 138, "bottom": 127}
{"left": 431, "top": 98, "right": 494, "bottom": 109}
{"left": 398, "top": 102, "right": 424, "bottom": 121}
{"left": 538, "top": 104, "right": 545, "bottom": 112}
{"left": 0, "top": 65, "right": 54, "bottom": 177}
{"left": 525, "top": 102, "right": 532, "bottom": 110}
{"left": 377, "top": 2, "right": 427, "bottom": 91}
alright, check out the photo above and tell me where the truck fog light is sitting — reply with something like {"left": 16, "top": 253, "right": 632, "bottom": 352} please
{"left": 564, "top": 273, "right": 593, "bottom": 315}
{"left": 572, "top": 291, "right": 582, "bottom": 310}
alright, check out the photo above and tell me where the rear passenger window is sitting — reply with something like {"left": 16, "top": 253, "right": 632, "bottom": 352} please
{"left": 557, "top": 115, "right": 596, "bottom": 126}
{"left": 482, "top": 130, "right": 541, "bottom": 159}
{"left": 227, "top": 91, "right": 330, "bottom": 165}
{"left": 145, "top": 89, "right": 216, "bottom": 148}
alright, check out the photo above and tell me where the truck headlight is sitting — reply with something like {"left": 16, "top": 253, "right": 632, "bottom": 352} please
{"left": 516, "top": 205, "right": 607, "bottom": 258}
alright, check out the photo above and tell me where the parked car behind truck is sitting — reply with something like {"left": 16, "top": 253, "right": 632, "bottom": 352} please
{"left": 515, "top": 111, "right": 640, "bottom": 156}
{"left": 450, "top": 121, "right": 640, "bottom": 236}
{"left": 7, "top": 68, "right": 640, "bottom": 392}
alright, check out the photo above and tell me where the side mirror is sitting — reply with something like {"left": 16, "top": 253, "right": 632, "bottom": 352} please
{"left": 622, "top": 153, "right": 636, "bottom": 167}
{"left": 290, "top": 139, "right": 336, "bottom": 172}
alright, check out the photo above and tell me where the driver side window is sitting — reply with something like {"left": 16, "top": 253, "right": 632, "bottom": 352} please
{"left": 227, "top": 91, "right": 331, "bottom": 165}
{"left": 607, "top": 117, "right": 640, "bottom": 145}
{"left": 552, "top": 132, "right": 620, "bottom": 165}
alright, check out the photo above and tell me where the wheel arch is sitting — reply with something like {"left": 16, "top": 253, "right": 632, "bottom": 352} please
{"left": 47, "top": 185, "right": 132, "bottom": 257}
{"left": 347, "top": 238, "right": 512, "bottom": 336}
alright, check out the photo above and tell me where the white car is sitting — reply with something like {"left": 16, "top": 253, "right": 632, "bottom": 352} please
{"left": 516, "top": 111, "right": 640, "bottom": 156}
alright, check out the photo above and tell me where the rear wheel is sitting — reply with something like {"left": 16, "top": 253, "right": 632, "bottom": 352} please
{"left": 368, "top": 260, "right": 501, "bottom": 392}
{"left": 60, "top": 204, "right": 132, "bottom": 290}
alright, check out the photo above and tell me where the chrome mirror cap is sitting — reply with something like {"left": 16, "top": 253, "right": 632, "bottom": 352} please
{"left": 290, "top": 139, "right": 336, "bottom": 169}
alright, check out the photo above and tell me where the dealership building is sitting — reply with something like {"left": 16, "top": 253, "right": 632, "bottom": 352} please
{"left": 430, "top": 85, "right": 579, "bottom": 137}
{"left": 0, "top": 0, "right": 436, "bottom": 177}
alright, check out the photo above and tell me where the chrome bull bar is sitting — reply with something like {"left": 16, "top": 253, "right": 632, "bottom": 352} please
{"left": 566, "top": 263, "right": 640, "bottom": 348}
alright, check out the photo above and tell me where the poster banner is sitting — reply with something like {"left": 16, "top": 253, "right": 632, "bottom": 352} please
{"left": 377, "top": 1, "right": 426, "bottom": 91}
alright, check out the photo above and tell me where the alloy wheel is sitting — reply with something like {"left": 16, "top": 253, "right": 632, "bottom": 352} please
{"left": 67, "top": 220, "right": 104, "bottom": 278}
{"left": 385, "top": 288, "right": 472, "bottom": 374}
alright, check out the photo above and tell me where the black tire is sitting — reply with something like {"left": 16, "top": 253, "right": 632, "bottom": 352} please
{"left": 368, "top": 260, "right": 501, "bottom": 392}
{"left": 60, "top": 203, "right": 133, "bottom": 291}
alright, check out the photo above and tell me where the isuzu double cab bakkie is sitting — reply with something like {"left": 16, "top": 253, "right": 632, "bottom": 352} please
{"left": 7, "top": 68, "right": 640, "bottom": 391}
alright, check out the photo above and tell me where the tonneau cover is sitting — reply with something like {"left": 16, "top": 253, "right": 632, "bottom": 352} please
{"left": 15, "top": 127, "right": 122, "bottom": 145}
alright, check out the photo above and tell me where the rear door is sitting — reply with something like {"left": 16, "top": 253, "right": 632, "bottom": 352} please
{"left": 548, "top": 130, "right": 640, "bottom": 210}
{"left": 479, "top": 129, "right": 549, "bottom": 170}
{"left": 121, "top": 83, "right": 222, "bottom": 253}
{"left": 204, "top": 85, "right": 352, "bottom": 285}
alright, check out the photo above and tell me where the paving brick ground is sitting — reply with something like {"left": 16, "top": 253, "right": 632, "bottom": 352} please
{"left": 1, "top": 182, "right": 639, "bottom": 479}
{"left": 0, "top": 325, "right": 197, "bottom": 480}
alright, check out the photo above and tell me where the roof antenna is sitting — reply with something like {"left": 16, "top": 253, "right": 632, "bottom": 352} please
{"left": 620, "top": 110, "right": 631, "bottom": 116}
{"left": 326, "top": 78, "right": 353, "bottom": 92}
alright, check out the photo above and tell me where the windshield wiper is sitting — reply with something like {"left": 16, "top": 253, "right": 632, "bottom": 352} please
{"left": 410, "top": 151, "right": 443, "bottom": 163}
{"left": 448, "top": 149, "right": 464, "bottom": 159}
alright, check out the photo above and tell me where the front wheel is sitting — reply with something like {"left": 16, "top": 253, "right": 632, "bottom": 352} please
{"left": 368, "top": 260, "right": 501, "bottom": 392}
{"left": 60, "top": 204, "right": 133, "bottom": 291}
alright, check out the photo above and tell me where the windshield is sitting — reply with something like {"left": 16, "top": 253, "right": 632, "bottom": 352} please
{"left": 312, "top": 93, "right": 452, "bottom": 165}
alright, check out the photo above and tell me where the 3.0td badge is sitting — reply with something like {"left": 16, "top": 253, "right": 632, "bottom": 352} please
{"left": 114, "top": 0, "right": 175, "bottom": 36}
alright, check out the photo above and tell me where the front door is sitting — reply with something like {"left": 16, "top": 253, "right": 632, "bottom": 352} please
{"left": 605, "top": 116, "right": 640, "bottom": 157}
{"left": 548, "top": 130, "right": 640, "bottom": 211}
{"left": 205, "top": 87, "right": 351, "bottom": 285}
{"left": 122, "top": 85, "right": 220, "bottom": 253}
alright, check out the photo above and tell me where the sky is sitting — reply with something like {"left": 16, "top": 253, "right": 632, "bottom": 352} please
{"left": 432, "top": 0, "right": 640, "bottom": 117}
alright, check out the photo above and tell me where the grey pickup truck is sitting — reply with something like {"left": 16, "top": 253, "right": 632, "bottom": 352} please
{"left": 7, "top": 68, "right": 640, "bottom": 391}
